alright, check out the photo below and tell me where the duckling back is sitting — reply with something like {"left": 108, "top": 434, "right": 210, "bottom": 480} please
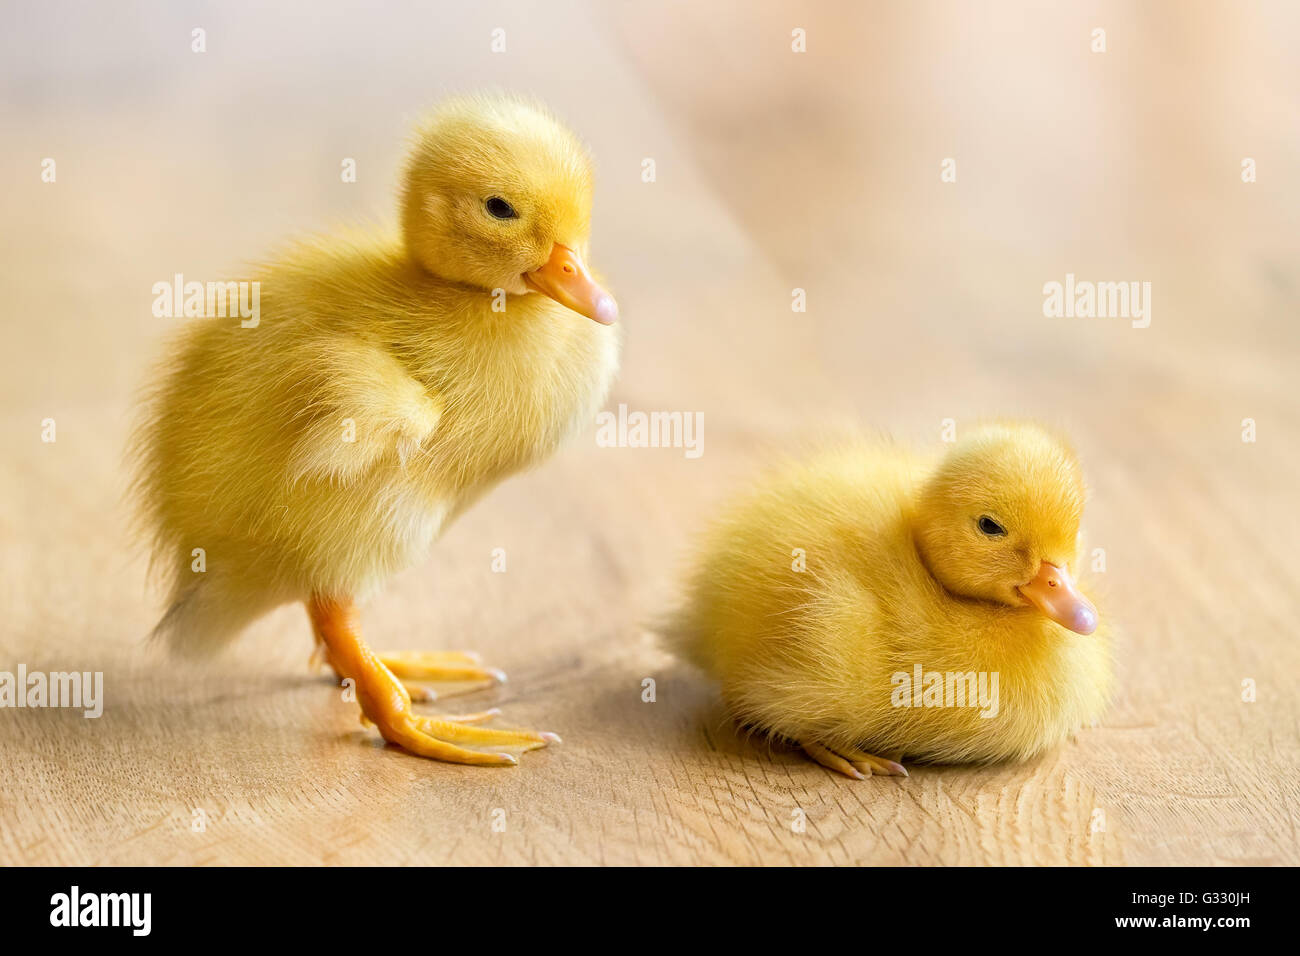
{"left": 668, "top": 443, "right": 925, "bottom": 735}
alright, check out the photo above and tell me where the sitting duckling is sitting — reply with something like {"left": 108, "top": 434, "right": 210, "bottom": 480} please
{"left": 132, "top": 94, "right": 619, "bottom": 766}
{"left": 668, "top": 423, "right": 1112, "bottom": 778}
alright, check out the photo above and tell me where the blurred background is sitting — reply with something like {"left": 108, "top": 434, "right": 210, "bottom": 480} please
{"left": 1, "top": 1, "right": 1296, "bottom": 865}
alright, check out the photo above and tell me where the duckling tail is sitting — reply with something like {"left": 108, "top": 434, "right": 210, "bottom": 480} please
{"left": 656, "top": 608, "right": 715, "bottom": 674}
{"left": 149, "top": 576, "right": 277, "bottom": 658}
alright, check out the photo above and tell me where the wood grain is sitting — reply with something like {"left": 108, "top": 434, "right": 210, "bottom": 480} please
{"left": 0, "top": 0, "right": 1296, "bottom": 865}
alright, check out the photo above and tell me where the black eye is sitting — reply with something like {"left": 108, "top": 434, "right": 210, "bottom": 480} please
{"left": 977, "top": 515, "right": 1007, "bottom": 537}
{"left": 485, "top": 196, "right": 518, "bottom": 220}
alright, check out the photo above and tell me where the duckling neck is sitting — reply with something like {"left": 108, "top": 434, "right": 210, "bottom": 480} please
{"left": 908, "top": 516, "right": 986, "bottom": 608}
{"left": 908, "top": 520, "right": 947, "bottom": 595}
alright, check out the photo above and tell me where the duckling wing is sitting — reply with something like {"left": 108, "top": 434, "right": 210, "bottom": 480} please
{"left": 287, "top": 337, "right": 444, "bottom": 484}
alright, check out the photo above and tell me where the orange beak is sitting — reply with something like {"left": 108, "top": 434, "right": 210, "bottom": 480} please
{"left": 1017, "top": 562, "right": 1098, "bottom": 635}
{"left": 523, "top": 244, "right": 618, "bottom": 325}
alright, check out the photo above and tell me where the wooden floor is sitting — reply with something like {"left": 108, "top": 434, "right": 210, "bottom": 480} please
{"left": 2, "top": 1, "right": 1297, "bottom": 865}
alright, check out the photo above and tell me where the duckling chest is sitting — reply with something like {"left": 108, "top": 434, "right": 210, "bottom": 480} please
{"left": 426, "top": 315, "right": 620, "bottom": 486}
{"left": 889, "top": 618, "right": 1113, "bottom": 761}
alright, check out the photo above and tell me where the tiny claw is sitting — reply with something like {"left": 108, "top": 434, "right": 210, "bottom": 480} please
{"left": 406, "top": 684, "right": 438, "bottom": 703}
{"left": 487, "top": 667, "right": 507, "bottom": 684}
{"left": 541, "top": 732, "right": 562, "bottom": 744}
{"left": 885, "top": 761, "right": 908, "bottom": 777}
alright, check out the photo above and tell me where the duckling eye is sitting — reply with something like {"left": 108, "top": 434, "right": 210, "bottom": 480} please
{"left": 484, "top": 196, "right": 518, "bottom": 220}
{"left": 977, "top": 515, "right": 1007, "bottom": 537}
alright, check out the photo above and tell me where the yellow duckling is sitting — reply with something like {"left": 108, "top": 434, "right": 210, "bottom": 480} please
{"left": 132, "top": 94, "right": 620, "bottom": 766}
{"left": 668, "top": 423, "right": 1112, "bottom": 778}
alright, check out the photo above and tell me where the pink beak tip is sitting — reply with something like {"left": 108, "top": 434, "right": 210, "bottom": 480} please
{"left": 593, "top": 295, "right": 619, "bottom": 325}
{"left": 1018, "top": 562, "right": 1100, "bottom": 636}
{"left": 1071, "top": 604, "right": 1099, "bottom": 635}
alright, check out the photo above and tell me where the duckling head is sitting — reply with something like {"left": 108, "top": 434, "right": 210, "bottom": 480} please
{"left": 400, "top": 93, "right": 617, "bottom": 324}
{"left": 914, "top": 423, "right": 1098, "bottom": 634}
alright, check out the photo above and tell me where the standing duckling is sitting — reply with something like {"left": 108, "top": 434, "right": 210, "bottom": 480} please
{"left": 668, "top": 423, "right": 1112, "bottom": 778}
{"left": 132, "top": 94, "right": 619, "bottom": 766}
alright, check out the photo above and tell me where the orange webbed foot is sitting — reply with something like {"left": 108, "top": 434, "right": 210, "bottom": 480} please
{"left": 376, "top": 649, "right": 507, "bottom": 699}
{"left": 307, "top": 596, "right": 557, "bottom": 767}
{"left": 377, "top": 708, "right": 558, "bottom": 766}
{"left": 800, "top": 740, "right": 908, "bottom": 780}
{"left": 313, "top": 642, "right": 507, "bottom": 701}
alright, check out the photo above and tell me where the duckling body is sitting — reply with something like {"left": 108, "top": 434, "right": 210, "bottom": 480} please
{"left": 143, "top": 237, "right": 616, "bottom": 613}
{"left": 133, "top": 94, "right": 619, "bottom": 766}
{"left": 670, "top": 425, "right": 1113, "bottom": 776}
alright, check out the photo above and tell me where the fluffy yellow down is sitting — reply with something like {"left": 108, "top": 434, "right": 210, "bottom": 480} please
{"left": 669, "top": 423, "right": 1113, "bottom": 764}
{"left": 131, "top": 94, "right": 619, "bottom": 654}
